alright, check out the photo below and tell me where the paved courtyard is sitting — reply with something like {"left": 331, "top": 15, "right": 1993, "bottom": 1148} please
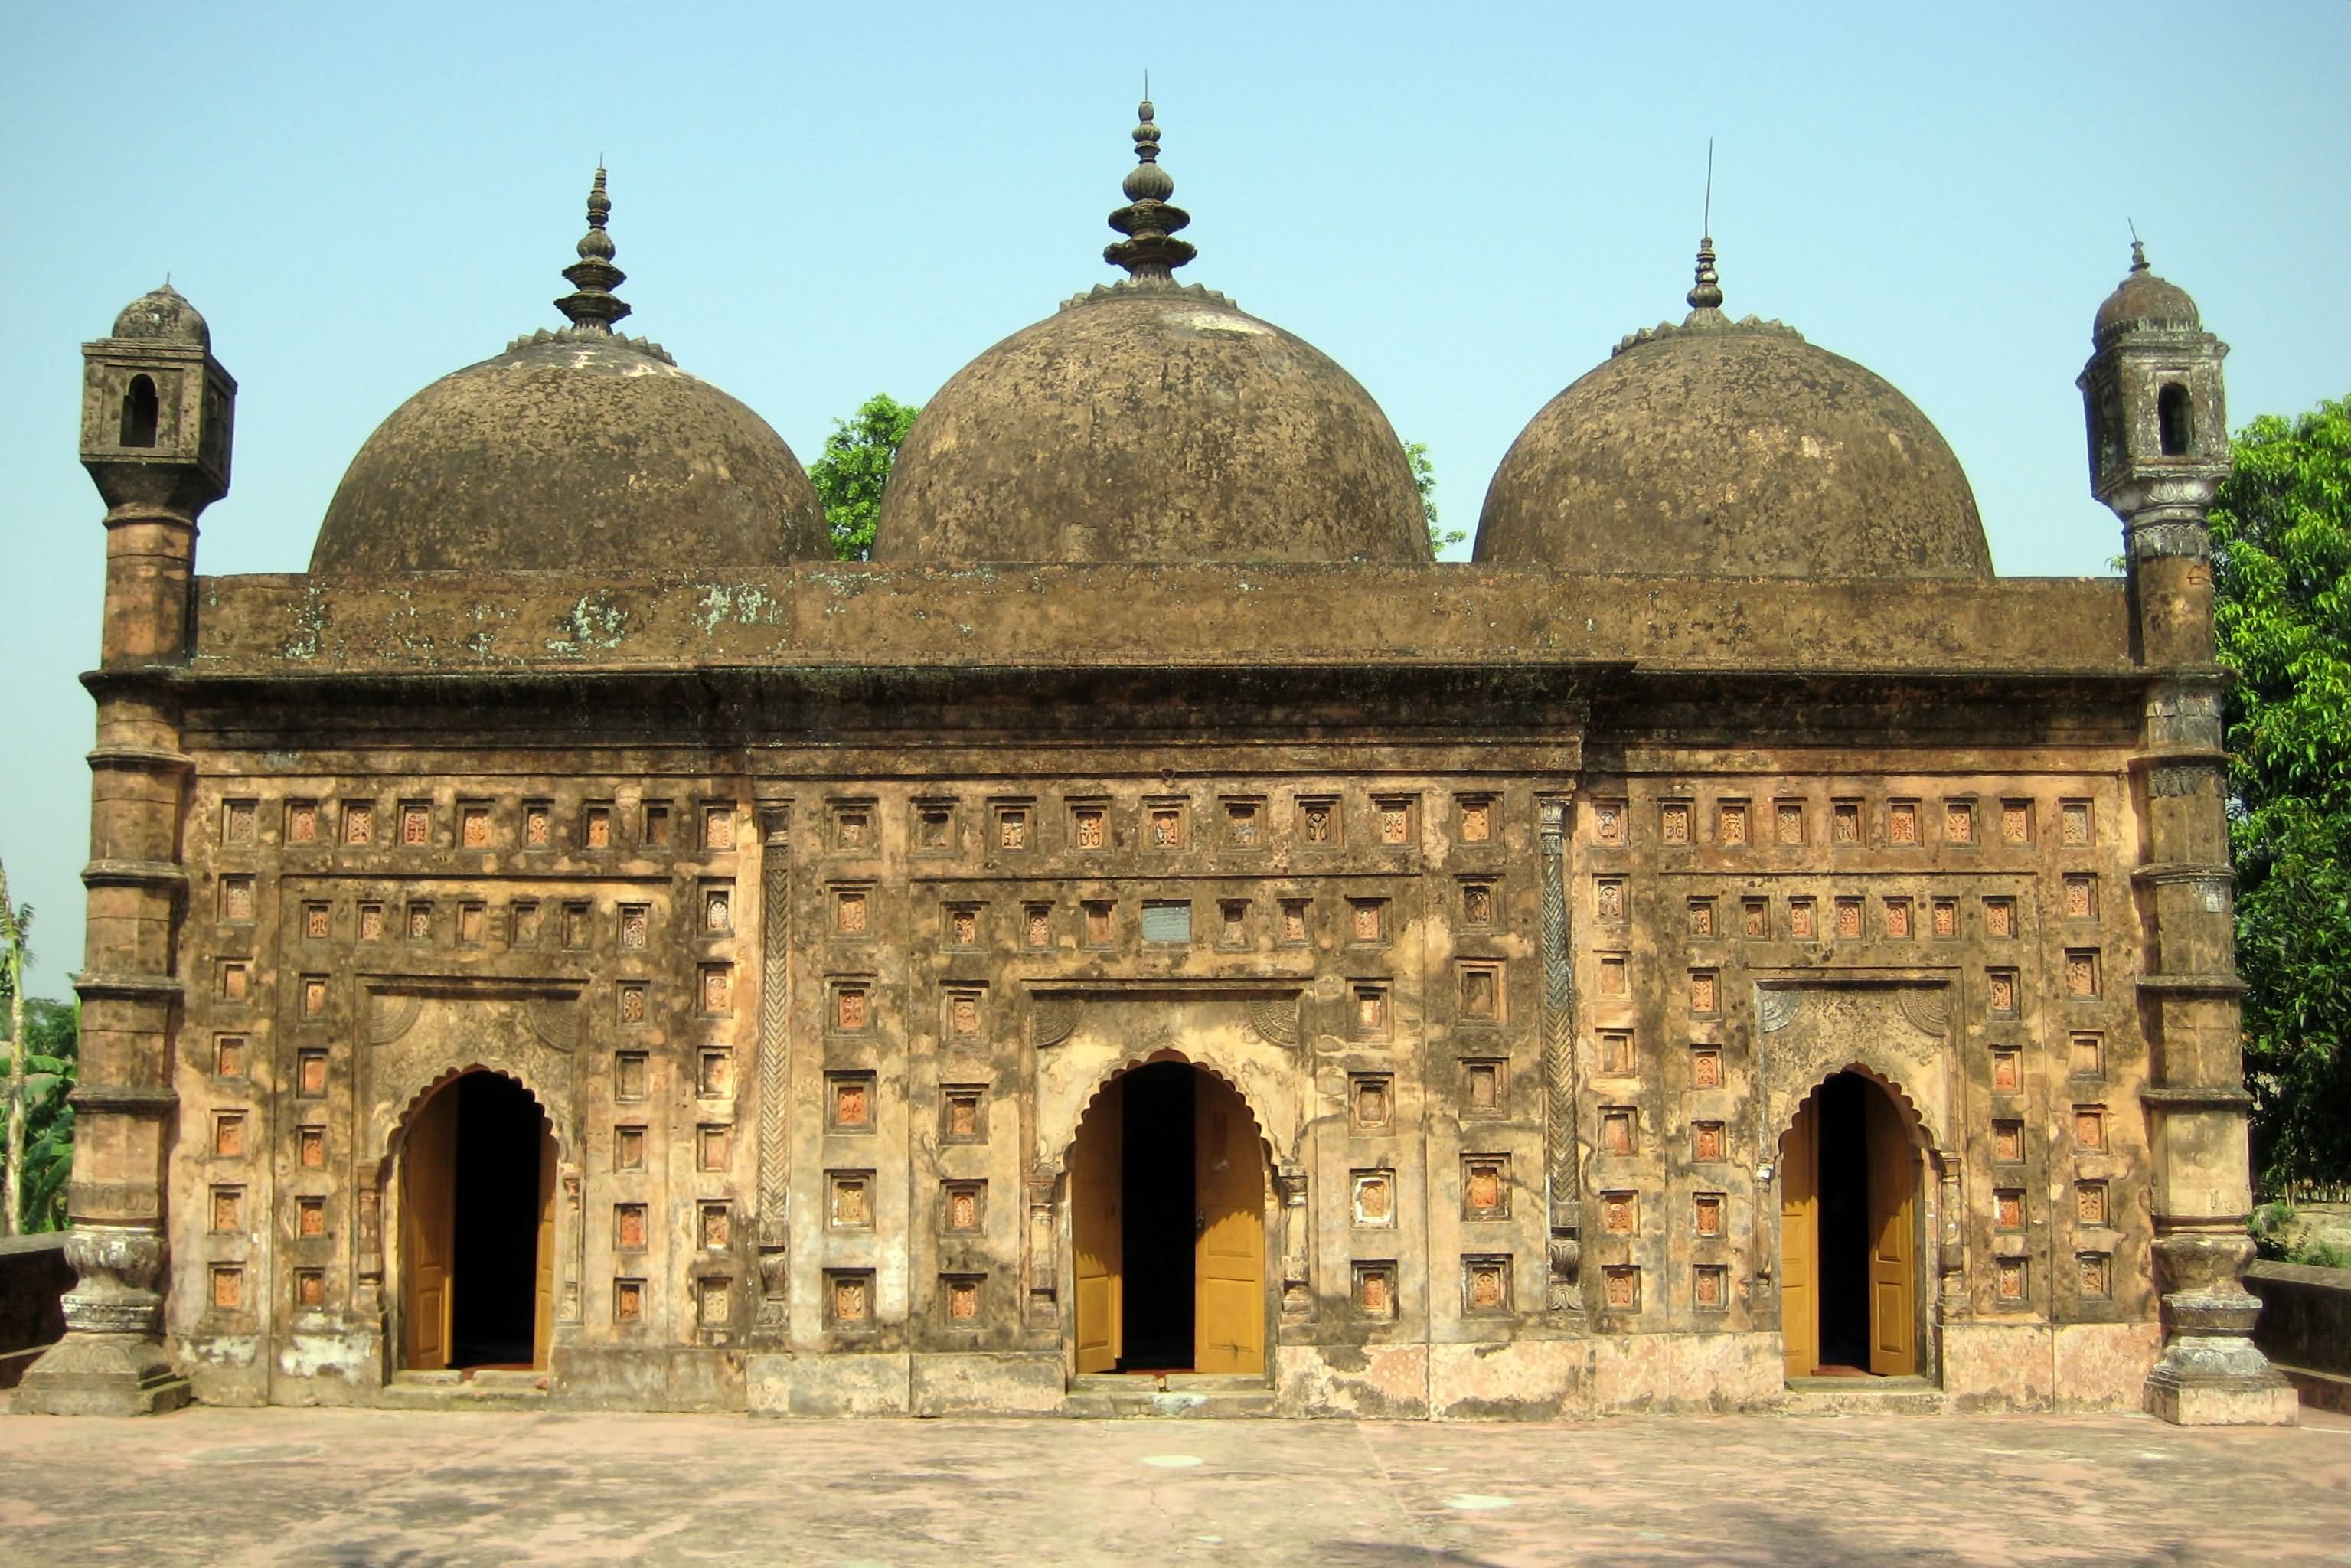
{"left": 0, "top": 1404, "right": 2344, "bottom": 1566}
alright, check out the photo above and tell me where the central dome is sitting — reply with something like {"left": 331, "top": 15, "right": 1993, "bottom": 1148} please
{"left": 1476, "top": 243, "right": 1991, "bottom": 580}
{"left": 312, "top": 172, "right": 826, "bottom": 574}
{"left": 872, "top": 104, "right": 1427, "bottom": 566}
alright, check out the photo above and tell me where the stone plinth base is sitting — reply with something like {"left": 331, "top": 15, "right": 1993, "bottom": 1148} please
{"left": 12, "top": 1332, "right": 190, "bottom": 1416}
{"left": 1591, "top": 1330, "right": 1782, "bottom": 1415}
{"left": 1276, "top": 1341, "right": 1431, "bottom": 1419}
{"left": 747, "top": 1351, "right": 911, "bottom": 1416}
{"left": 1941, "top": 1320, "right": 2160, "bottom": 1413}
{"left": 2140, "top": 1273, "right": 2298, "bottom": 1426}
{"left": 550, "top": 1346, "right": 745, "bottom": 1411}
{"left": 2144, "top": 1371, "right": 2298, "bottom": 1426}
{"left": 911, "top": 1351, "right": 1064, "bottom": 1416}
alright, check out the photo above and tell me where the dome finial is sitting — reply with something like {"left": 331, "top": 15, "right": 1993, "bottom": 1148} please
{"left": 1688, "top": 237, "right": 1724, "bottom": 312}
{"left": 1687, "top": 139, "right": 1724, "bottom": 312}
{"left": 555, "top": 166, "right": 632, "bottom": 333}
{"left": 1105, "top": 95, "right": 1197, "bottom": 282}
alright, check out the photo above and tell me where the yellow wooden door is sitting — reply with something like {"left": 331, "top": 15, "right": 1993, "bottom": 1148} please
{"left": 1779, "top": 1097, "right": 1820, "bottom": 1381}
{"left": 1193, "top": 1073, "right": 1265, "bottom": 1376}
{"left": 532, "top": 1130, "right": 557, "bottom": 1370}
{"left": 400, "top": 1084, "right": 459, "bottom": 1371}
{"left": 1071, "top": 1078, "right": 1123, "bottom": 1374}
{"left": 1865, "top": 1086, "right": 1918, "bottom": 1376}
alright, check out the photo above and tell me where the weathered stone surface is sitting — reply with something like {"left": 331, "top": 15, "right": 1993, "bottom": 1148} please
{"left": 310, "top": 337, "right": 828, "bottom": 573}
{"left": 1477, "top": 314, "right": 1993, "bottom": 579}
{"left": 188, "top": 564, "right": 2135, "bottom": 675}
{"left": 874, "top": 285, "right": 1428, "bottom": 565}
{"left": 746, "top": 1351, "right": 911, "bottom": 1417}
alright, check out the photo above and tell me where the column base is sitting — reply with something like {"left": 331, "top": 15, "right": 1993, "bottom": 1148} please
{"left": 12, "top": 1331, "right": 191, "bottom": 1416}
{"left": 2144, "top": 1368, "right": 2299, "bottom": 1426}
{"left": 2142, "top": 1321, "right": 2297, "bottom": 1426}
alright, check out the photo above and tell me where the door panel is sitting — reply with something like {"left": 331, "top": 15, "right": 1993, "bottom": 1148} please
{"left": 1865, "top": 1087, "right": 1918, "bottom": 1376}
{"left": 533, "top": 1130, "right": 557, "bottom": 1370}
{"left": 1779, "top": 1097, "right": 1819, "bottom": 1381}
{"left": 1193, "top": 1073, "right": 1265, "bottom": 1377}
{"left": 1071, "top": 1079, "right": 1123, "bottom": 1374}
{"left": 400, "top": 1084, "right": 459, "bottom": 1371}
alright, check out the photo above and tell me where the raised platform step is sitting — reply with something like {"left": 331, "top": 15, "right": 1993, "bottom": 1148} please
{"left": 380, "top": 1367, "right": 549, "bottom": 1410}
{"left": 1067, "top": 1373, "right": 1278, "bottom": 1419}
{"left": 1783, "top": 1374, "right": 1948, "bottom": 1416}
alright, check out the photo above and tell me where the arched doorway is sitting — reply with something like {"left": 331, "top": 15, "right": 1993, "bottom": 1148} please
{"left": 1069, "top": 1059, "right": 1268, "bottom": 1377}
{"left": 399, "top": 1070, "right": 557, "bottom": 1372}
{"left": 1780, "top": 1070, "right": 1921, "bottom": 1380}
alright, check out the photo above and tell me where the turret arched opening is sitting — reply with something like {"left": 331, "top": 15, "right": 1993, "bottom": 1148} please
{"left": 2158, "top": 382, "right": 2193, "bottom": 456}
{"left": 119, "top": 374, "right": 159, "bottom": 447}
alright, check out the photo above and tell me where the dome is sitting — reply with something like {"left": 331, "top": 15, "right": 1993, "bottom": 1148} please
{"left": 870, "top": 103, "right": 1428, "bottom": 567}
{"left": 113, "top": 283, "right": 209, "bottom": 348}
{"left": 2093, "top": 242, "right": 2201, "bottom": 346}
{"left": 312, "top": 335, "right": 827, "bottom": 573}
{"left": 874, "top": 285, "right": 1426, "bottom": 565}
{"left": 1475, "top": 244, "right": 1990, "bottom": 580}
{"left": 310, "top": 172, "right": 827, "bottom": 574}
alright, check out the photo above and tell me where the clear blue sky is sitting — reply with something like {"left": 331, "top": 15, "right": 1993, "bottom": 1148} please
{"left": 3, "top": 1, "right": 2346, "bottom": 991}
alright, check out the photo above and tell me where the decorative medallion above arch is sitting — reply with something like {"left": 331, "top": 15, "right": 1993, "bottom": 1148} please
{"left": 1752, "top": 976, "right": 1957, "bottom": 1156}
{"left": 1030, "top": 982, "right": 1304, "bottom": 1177}
{"left": 361, "top": 977, "right": 586, "bottom": 1167}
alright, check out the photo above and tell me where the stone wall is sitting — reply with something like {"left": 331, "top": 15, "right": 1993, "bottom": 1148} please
{"left": 0, "top": 1233, "right": 72, "bottom": 1392}
{"left": 2247, "top": 1260, "right": 2351, "bottom": 1413}
{"left": 148, "top": 614, "right": 2167, "bottom": 1415}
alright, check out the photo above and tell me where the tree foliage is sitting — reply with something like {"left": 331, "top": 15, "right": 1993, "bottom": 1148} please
{"left": 1406, "top": 441, "right": 1466, "bottom": 557}
{"left": 1, "top": 864, "right": 74, "bottom": 1233}
{"left": 2210, "top": 395, "right": 2351, "bottom": 1190}
{"left": 7, "top": 999, "right": 76, "bottom": 1233}
{"left": 811, "top": 394, "right": 921, "bottom": 562}
{"left": 1, "top": 866, "right": 31, "bottom": 1236}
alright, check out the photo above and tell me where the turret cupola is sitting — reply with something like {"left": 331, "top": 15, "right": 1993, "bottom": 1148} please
{"left": 2079, "top": 240, "right": 2230, "bottom": 517}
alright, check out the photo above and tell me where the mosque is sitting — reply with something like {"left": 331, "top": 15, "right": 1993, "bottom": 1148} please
{"left": 16, "top": 105, "right": 2292, "bottom": 1422}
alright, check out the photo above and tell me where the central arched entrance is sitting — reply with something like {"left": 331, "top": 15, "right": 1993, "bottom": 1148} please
{"left": 1780, "top": 1070, "right": 1922, "bottom": 1380}
{"left": 1070, "top": 1059, "right": 1268, "bottom": 1377}
{"left": 398, "top": 1070, "right": 557, "bottom": 1372}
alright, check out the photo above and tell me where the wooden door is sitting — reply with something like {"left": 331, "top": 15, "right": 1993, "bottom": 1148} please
{"left": 1778, "top": 1096, "right": 1820, "bottom": 1381}
{"left": 1071, "top": 1078, "right": 1123, "bottom": 1374}
{"left": 1865, "top": 1086, "right": 1918, "bottom": 1376}
{"left": 1193, "top": 1073, "right": 1265, "bottom": 1377}
{"left": 400, "top": 1084, "right": 459, "bottom": 1371}
{"left": 532, "top": 1130, "right": 557, "bottom": 1370}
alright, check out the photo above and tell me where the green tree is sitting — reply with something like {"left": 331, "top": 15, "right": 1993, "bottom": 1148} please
{"left": 0, "top": 861, "right": 29, "bottom": 1236}
{"left": 11, "top": 998, "right": 76, "bottom": 1233}
{"left": 1406, "top": 441, "right": 1466, "bottom": 557}
{"left": 811, "top": 394, "right": 921, "bottom": 562}
{"left": 2209, "top": 395, "right": 2351, "bottom": 1191}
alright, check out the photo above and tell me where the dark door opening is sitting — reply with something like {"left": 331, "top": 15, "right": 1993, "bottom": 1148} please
{"left": 399, "top": 1070, "right": 553, "bottom": 1373}
{"left": 1118, "top": 1061, "right": 1195, "bottom": 1370}
{"left": 1781, "top": 1070, "right": 1922, "bottom": 1380}
{"left": 1814, "top": 1074, "right": 1873, "bottom": 1370}
{"left": 449, "top": 1072, "right": 544, "bottom": 1367}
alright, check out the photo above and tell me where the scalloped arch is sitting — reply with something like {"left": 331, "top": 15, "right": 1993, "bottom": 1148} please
{"left": 378, "top": 1063, "right": 562, "bottom": 1175}
{"left": 1053, "top": 1047, "right": 1275, "bottom": 1178}
{"left": 1776, "top": 1059, "right": 1944, "bottom": 1155}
